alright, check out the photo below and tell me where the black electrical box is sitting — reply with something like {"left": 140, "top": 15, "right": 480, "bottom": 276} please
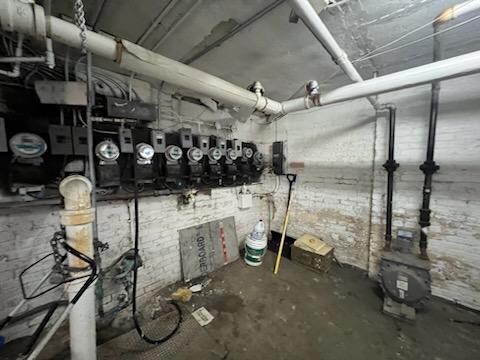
{"left": 272, "top": 141, "right": 284, "bottom": 175}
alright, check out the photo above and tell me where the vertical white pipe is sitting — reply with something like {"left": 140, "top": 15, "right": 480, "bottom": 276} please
{"left": 59, "top": 175, "right": 96, "bottom": 360}
{"left": 288, "top": 0, "right": 379, "bottom": 108}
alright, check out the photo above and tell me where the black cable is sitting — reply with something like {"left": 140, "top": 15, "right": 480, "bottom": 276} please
{"left": 131, "top": 154, "right": 182, "bottom": 345}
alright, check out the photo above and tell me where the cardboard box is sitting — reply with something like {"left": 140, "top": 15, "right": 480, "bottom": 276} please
{"left": 291, "top": 234, "right": 334, "bottom": 273}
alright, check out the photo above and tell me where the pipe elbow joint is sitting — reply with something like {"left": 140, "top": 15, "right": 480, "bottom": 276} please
{"left": 59, "top": 175, "right": 93, "bottom": 211}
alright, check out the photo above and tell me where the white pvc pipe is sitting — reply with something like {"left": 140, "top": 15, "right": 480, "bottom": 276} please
{"left": 0, "top": 0, "right": 281, "bottom": 114}
{"left": 288, "top": 0, "right": 379, "bottom": 108}
{"left": 59, "top": 175, "right": 96, "bottom": 360}
{"left": 283, "top": 49, "right": 480, "bottom": 112}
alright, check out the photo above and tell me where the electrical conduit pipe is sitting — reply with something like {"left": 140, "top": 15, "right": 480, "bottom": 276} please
{"left": 59, "top": 175, "right": 96, "bottom": 360}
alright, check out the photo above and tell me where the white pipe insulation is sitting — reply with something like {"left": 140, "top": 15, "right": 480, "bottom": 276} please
{"left": 59, "top": 175, "right": 96, "bottom": 360}
{"left": 283, "top": 49, "right": 480, "bottom": 112}
{"left": 0, "top": 0, "right": 282, "bottom": 115}
{"left": 288, "top": 0, "right": 380, "bottom": 109}
{"left": 1, "top": 0, "right": 480, "bottom": 116}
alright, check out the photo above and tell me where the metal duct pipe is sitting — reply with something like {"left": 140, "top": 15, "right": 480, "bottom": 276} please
{"left": 418, "top": 0, "right": 480, "bottom": 259}
{"left": 381, "top": 105, "right": 398, "bottom": 251}
{"left": 59, "top": 175, "right": 96, "bottom": 360}
{"left": 0, "top": 0, "right": 282, "bottom": 115}
{"left": 288, "top": 0, "right": 379, "bottom": 109}
{"left": 283, "top": 49, "right": 480, "bottom": 113}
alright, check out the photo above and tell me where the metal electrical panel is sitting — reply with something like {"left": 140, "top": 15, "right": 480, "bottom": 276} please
{"left": 179, "top": 128, "right": 193, "bottom": 148}
{"left": 272, "top": 141, "right": 285, "bottom": 175}
{"left": 198, "top": 135, "right": 210, "bottom": 155}
{"left": 151, "top": 129, "right": 166, "bottom": 153}
{"left": 0, "top": 117, "right": 7, "bottom": 152}
{"left": 106, "top": 96, "right": 157, "bottom": 122}
{"left": 119, "top": 128, "right": 134, "bottom": 153}
{"left": 233, "top": 139, "right": 242, "bottom": 157}
{"left": 72, "top": 127, "right": 89, "bottom": 155}
{"left": 217, "top": 137, "right": 227, "bottom": 155}
{"left": 34, "top": 81, "right": 87, "bottom": 105}
{"left": 48, "top": 125, "right": 73, "bottom": 155}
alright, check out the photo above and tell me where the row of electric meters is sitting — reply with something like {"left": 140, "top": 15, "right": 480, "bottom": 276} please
{"left": 2, "top": 123, "right": 265, "bottom": 196}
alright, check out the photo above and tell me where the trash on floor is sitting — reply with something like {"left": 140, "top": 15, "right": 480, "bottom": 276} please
{"left": 291, "top": 234, "right": 334, "bottom": 273}
{"left": 171, "top": 288, "right": 193, "bottom": 303}
{"left": 192, "top": 307, "right": 214, "bottom": 327}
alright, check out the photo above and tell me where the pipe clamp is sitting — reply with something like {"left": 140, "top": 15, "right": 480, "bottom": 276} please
{"left": 60, "top": 208, "right": 95, "bottom": 226}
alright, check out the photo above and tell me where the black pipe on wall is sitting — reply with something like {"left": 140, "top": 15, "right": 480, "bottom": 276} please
{"left": 419, "top": 24, "right": 442, "bottom": 260}
{"left": 382, "top": 105, "right": 399, "bottom": 250}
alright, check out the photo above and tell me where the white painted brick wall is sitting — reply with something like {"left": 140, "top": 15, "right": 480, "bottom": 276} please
{"left": 238, "top": 73, "right": 480, "bottom": 311}
{"left": 0, "top": 186, "right": 266, "bottom": 341}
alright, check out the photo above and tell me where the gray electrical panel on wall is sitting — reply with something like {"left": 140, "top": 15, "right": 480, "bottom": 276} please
{"left": 0, "top": 118, "right": 7, "bottom": 152}
{"left": 272, "top": 141, "right": 285, "bottom": 175}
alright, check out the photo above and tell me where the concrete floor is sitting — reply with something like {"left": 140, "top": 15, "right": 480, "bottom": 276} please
{"left": 179, "top": 251, "right": 480, "bottom": 360}
{"left": 3, "top": 251, "right": 480, "bottom": 359}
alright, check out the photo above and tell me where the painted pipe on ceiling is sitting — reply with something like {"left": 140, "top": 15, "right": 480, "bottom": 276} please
{"left": 0, "top": 0, "right": 283, "bottom": 115}
{"left": 288, "top": 0, "right": 380, "bottom": 109}
{"left": 2, "top": 0, "right": 480, "bottom": 118}
{"left": 282, "top": 49, "right": 480, "bottom": 112}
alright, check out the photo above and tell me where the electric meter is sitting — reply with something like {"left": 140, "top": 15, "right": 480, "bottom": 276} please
{"left": 9, "top": 133, "right": 47, "bottom": 158}
{"left": 187, "top": 147, "right": 203, "bottom": 162}
{"left": 95, "top": 140, "right": 120, "bottom": 162}
{"left": 253, "top": 151, "right": 264, "bottom": 164}
{"left": 243, "top": 147, "right": 254, "bottom": 159}
{"left": 165, "top": 145, "right": 183, "bottom": 162}
{"left": 208, "top": 147, "right": 222, "bottom": 162}
{"left": 136, "top": 143, "right": 155, "bottom": 163}
{"left": 226, "top": 148, "right": 238, "bottom": 161}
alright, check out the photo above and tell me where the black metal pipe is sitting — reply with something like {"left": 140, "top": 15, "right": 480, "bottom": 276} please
{"left": 382, "top": 105, "right": 398, "bottom": 250}
{"left": 419, "top": 24, "right": 442, "bottom": 259}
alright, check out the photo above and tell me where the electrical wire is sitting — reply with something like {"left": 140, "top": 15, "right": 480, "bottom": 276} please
{"left": 353, "top": 13, "right": 480, "bottom": 63}
{"left": 353, "top": 0, "right": 479, "bottom": 63}
{"left": 131, "top": 158, "right": 182, "bottom": 345}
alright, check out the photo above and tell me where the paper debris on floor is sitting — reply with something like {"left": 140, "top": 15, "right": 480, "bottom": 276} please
{"left": 192, "top": 307, "right": 214, "bottom": 327}
{"left": 171, "top": 287, "right": 193, "bottom": 303}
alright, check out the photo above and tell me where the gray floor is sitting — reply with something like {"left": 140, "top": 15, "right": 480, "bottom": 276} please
{"left": 178, "top": 251, "right": 480, "bottom": 360}
{"left": 4, "top": 251, "right": 480, "bottom": 359}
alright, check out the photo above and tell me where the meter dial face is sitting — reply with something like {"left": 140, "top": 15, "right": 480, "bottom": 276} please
{"left": 136, "top": 143, "right": 155, "bottom": 161}
{"left": 243, "top": 147, "right": 254, "bottom": 158}
{"left": 227, "top": 148, "right": 238, "bottom": 161}
{"left": 187, "top": 147, "right": 203, "bottom": 162}
{"left": 253, "top": 151, "right": 264, "bottom": 163}
{"left": 9, "top": 133, "right": 47, "bottom": 158}
{"left": 208, "top": 147, "right": 222, "bottom": 162}
{"left": 96, "top": 140, "right": 120, "bottom": 161}
{"left": 165, "top": 145, "right": 183, "bottom": 161}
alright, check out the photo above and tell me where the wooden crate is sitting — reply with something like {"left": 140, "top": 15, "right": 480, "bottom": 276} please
{"left": 291, "top": 244, "right": 334, "bottom": 273}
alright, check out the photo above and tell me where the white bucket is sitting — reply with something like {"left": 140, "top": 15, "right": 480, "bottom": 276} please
{"left": 244, "top": 234, "right": 267, "bottom": 266}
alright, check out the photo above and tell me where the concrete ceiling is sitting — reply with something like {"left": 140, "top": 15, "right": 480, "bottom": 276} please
{"left": 50, "top": 0, "right": 480, "bottom": 101}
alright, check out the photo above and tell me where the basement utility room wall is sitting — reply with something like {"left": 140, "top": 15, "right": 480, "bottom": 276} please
{"left": 241, "top": 73, "right": 480, "bottom": 311}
